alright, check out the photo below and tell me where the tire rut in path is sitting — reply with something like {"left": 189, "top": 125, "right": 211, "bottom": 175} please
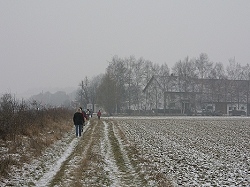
{"left": 49, "top": 119, "right": 146, "bottom": 186}
{"left": 50, "top": 120, "right": 101, "bottom": 186}
{"left": 102, "top": 120, "right": 144, "bottom": 187}
{"left": 35, "top": 121, "right": 91, "bottom": 187}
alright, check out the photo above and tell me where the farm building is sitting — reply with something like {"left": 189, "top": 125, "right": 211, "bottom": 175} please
{"left": 143, "top": 75, "right": 250, "bottom": 116}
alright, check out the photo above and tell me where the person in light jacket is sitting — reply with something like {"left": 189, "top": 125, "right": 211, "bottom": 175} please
{"left": 73, "top": 108, "right": 84, "bottom": 137}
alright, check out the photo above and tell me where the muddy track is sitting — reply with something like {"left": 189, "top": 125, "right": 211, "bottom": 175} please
{"left": 43, "top": 119, "right": 146, "bottom": 187}
{"left": 3, "top": 118, "right": 172, "bottom": 186}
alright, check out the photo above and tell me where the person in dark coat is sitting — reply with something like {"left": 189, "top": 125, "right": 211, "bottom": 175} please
{"left": 79, "top": 107, "right": 87, "bottom": 125}
{"left": 73, "top": 108, "right": 84, "bottom": 137}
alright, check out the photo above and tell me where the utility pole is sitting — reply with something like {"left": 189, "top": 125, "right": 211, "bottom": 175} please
{"left": 79, "top": 80, "right": 84, "bottom": 107}
{"left": 247, "top": 73, "right": 250, "bottom": 116}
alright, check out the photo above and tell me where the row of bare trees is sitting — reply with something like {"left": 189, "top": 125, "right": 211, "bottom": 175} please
{"left": 76, "top": 54, "right": 250, "bottom": 115}
{"left": 172, "top": 54, "right": 250, "bottom": 80}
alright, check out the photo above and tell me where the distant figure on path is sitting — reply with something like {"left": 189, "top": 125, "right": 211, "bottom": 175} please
{"left": 73, "top": 108, "right": 84, "bottom": 137}
{"left": 87, "top": 109, "right": 92, "bottom": 118}
{"left": 97, "top": 110, "right": 101, "bottom": 120}
{"left": 79, "top": 107, "right": 87, "bottom": 127}
{"left": 86, "top": 109, "right": 90, "bottom": 119}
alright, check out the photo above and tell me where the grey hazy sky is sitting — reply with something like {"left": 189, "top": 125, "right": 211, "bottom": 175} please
{"left": 1, "top": 0, "right": 250, "bottom": 97}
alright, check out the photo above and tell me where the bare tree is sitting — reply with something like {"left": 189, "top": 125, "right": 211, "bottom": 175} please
{"left": 209, "top": 62, "right": 225, "bottom": 79}
{"left": 172, "top": 56, "right": 197, "bottom": 92}
{"left": 226, "top": 57, "right": 244, "bottom": 80}
{"left": 195, "top": 53, "right": 213, "bottom": 79}
{"left": 241, "top": 63, "right": 250, "bottom": 80}
{"left": 89, "top": 74, "right": 103, "bottom": 111}
{"left": 96, "top": 72, "right": 118, "bottom": 115}
{"left": 140, "top": 60, "right": 155, "bottom": 111}
{"left": 226, "top": 58, "right": 246, "bottom": 109}
{"left": 76, "top": 76, "right": 90, "bottom": 108}
{"left": 106, "top": 55, "right": 127, "bottom": 112}
{"left": 156, "top": 63, "right": 170, "bottom": 113}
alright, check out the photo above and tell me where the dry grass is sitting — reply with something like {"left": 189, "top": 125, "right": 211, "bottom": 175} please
{"left": 0, "top": 118, "right": 73, "bottom": 177}
{"left": 0, "top": 156, "right": 18, "bottom": 177}
{"left": 76, "top": 120, "right": 110, "bottom": 185}
{"left": 0, "top": 94, "right": 73, "bottom": 178}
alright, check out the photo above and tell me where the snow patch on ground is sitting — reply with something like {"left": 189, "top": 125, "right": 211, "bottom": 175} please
{"left": 35, "top": 138, "right": 78, "bottom": 186}
{"left": 0, "top": 121, "right": 90, "bottom": 187}
{"left": 101, "top": 121, "right": 121, "bottom": 187}
{"left": 1, "top": 117, "right": 249, "bottom": 186}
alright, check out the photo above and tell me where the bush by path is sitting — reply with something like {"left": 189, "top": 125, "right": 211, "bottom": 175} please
{"left": 0, "top": 93, "right": 73, "bottom": 177}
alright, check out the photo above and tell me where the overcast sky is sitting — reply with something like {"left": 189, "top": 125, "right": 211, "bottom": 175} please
{"left": 1, "top": 0, "right": 250, "bottom": 98}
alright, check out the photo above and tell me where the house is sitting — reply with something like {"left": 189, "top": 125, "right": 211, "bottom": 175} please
{"left": 143, "top": 75, "right": 250, "bottom": 116}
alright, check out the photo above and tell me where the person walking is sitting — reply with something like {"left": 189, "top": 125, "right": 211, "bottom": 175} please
{"left": 86, "top": 109, "right": 90, "bottom": 120}
{"left": 73, "top": 108, "right": 84, "bottom": 137}
{"left": 90, "top": 109, "right": 93, "bottom": 118}
{"left": 79, "top": 107, "right": 87, "bottom": 130}
{"left": 97, "top": 110, "right": 101, "bottom": 120}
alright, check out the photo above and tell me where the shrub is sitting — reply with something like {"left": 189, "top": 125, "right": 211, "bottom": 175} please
{"left": 0, "top": 93, "right": 73, "bottom": 177}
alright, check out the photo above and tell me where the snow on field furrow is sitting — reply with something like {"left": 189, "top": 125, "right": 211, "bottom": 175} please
{"left": 101, "top": 121, "right": 122, "bottom": 187}
{"left": 111, "top": 121, "right": 144, "bottom": 186}
{"left": 115, "top": 117, "right": 250, "bottom": 186}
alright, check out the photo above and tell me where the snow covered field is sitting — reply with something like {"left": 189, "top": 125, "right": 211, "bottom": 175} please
{"left": 115, "top": 116, "right": 250, "bottom": 186}
{"left": 1, "top": 116, "right": 249, "bottom": 186}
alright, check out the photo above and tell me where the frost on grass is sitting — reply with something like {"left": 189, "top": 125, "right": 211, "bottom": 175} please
{"left": 1, "top": 117, "right": 249, "bottom": 186}
{"left": 0, "top": 119, "right": 90, "bottom": 187}
{"left": 0, "top": 129, "right": 78, "bottom": 186}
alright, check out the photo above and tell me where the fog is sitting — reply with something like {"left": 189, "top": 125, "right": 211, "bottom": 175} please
{"left": 1, "top": 0, "right": 250, "bottom": 98}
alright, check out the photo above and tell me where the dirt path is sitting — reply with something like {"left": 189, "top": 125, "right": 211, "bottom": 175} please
{"left": 3, "top": 116, "right": 249, "bottom": 186}
{"left": 48, "top": 119, "right": 146, "bottom": 187}
{"left": 2, "top": 118, "right": 172, "bottom": 187}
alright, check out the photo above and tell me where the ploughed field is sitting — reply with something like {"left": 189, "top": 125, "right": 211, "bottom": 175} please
{"left": 116, "top": 116, "right": 250, "bottom": 186}
{"left": 1, "top": 117, "right": 249, "bottom": 186}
